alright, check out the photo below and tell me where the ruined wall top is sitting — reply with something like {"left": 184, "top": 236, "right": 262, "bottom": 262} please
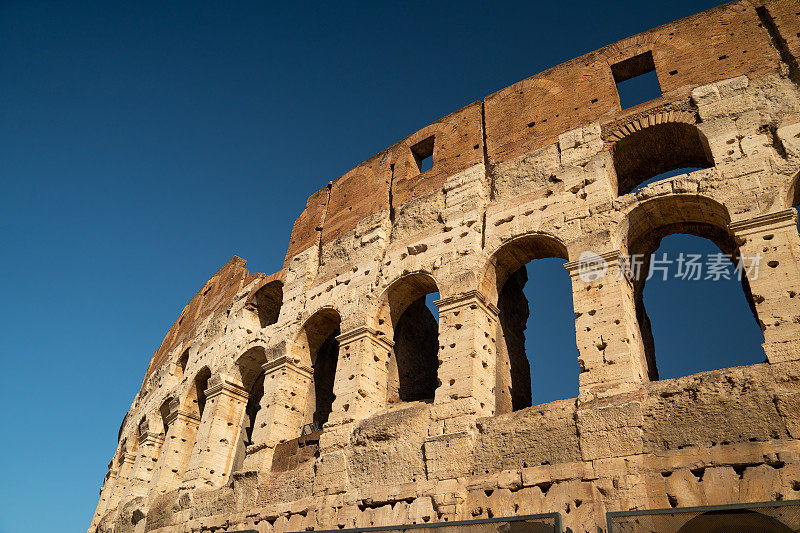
{"left": 138, "top": 0, "right": 800, "bottom": 394}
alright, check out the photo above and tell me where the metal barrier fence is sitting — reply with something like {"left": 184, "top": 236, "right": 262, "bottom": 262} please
{"left": 606, "top": 500, "right": 800, "bottom": 532}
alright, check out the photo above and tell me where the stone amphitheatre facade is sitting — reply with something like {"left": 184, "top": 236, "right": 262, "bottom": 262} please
{"left": 90, "top": 1, "right": 800, "bottom": 531}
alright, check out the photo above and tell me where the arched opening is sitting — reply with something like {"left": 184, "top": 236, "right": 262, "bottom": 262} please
{"left": 378, "top": 274, "right": 440, "bottom": 403}
{"left": 175, "top": 349, "right": 189, "bottom": 380}
{"left": 487, "top": 235, "right": 575, "bottom": 413}
{"left": 229, "top": 346, "right": 269, "bottom": 472}
{"left": 235, "top": 346, "right": 268, "bottom": 446}
{"left": 187, "top": 367, "right": 211, "bottom": 419}
{"left": 677, "top": 509, "right": 792, "bottom": 533}
{"left": 247, "top": 281, "right": 283, "bottom": 328}
{"left": 296, "top": 309, "right": 341, "bottom": 428}
{"left": 158, "top": 398, "right": 172, "bottom": 438}
{"left": 624, "top": 197, "right": 763, "bottom": 380}
{"left": 613, "top": 122, "right": 714, "bottom": 196}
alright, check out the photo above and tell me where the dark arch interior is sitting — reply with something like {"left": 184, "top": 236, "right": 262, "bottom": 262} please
{"left": 394, "top": 295, "right": 439, "bottom": 402}
{"left": 193, "top": 367, "right": 211, "bottom": 418}
{"left": 250, "top": 281, "right": 283, "bottom": 328}
{"left": 159, "top": 398, "right": 172, "bottom": 436}
{"left": 614, "top": 122, "right": 714, "bottom": 196}
{"left": 385, "top": 275, "right": 440, "bottom": 403}
{"left": 301, "top": 310, "right": 341, "bottom": 428}
{"left": 244, "top": 372, "right": 265, "bottom": 443}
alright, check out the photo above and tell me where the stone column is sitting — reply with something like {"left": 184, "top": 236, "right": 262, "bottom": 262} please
{"left": 181, "top": 375, "right": 249, "bottom": 489}
{"left": 147, "top": 399, "right": 201, "bottom": 497}
{"left": 316, "top": 327, "right": 393, "bottom": 454}
{"left": 565, "top": 251, "right": 649, "bottom": 399}
{"left": 730, "top": 209, "right": 800, "bottom": 363}
{"left": 241, "top": 355, "right": 313, "bottom": 471}
{"left": 122, "top": 429, "right": 165, "bottom": 500}
{"left": 432, "top": 290, "right": 498, "bottom": 434}
{"left": 106, "top": 451, "right": 136, "bottom": 511}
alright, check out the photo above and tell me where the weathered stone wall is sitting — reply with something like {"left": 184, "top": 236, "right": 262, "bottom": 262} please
{"left": 90, "top": 1, "right": 800, "bottom": 531}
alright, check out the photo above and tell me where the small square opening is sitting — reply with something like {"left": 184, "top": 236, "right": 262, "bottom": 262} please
{"left": 411, "top": 136, "right": 435, "bottom": 173}
{"left": 611, "top": 51, "right": 662, "bottom": 109}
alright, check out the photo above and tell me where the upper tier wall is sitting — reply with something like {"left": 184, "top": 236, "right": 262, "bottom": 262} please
{"left": 139, "top": 0, "right": 800, "bottom": 393}
{"left": 281, "top": 0, "right": 797, "bottom": 267}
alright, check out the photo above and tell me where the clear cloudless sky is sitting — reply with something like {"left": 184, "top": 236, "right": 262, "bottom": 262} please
{"left": 1, "top": 1, "right": 769, "bottom": 531}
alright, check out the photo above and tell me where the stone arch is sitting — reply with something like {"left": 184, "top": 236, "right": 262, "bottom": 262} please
{"left": 784, "top": 169, "right": 800, "bottom": 210}
{"left": 174, "top": 348, "right": 189, "bottom": 381}
{"left": 482, "top": 234, "right": 571, "bottom": 413}
{"left": 158, "top": 397, "right": 173, "bottom": 438}
{"left": 233, "top": 346, "right": 268, "bottom": 446}
{"left": 611, "top": 119, "right": 714, "bottom": 196}
{"left": 245, "top": 280, "right": 283, "bottom": 328}
{"left": 618, "top": 195, "right": 761, "bottom": 379}
{"left": 294, "top": 307, "right": 342, "bottom": 428}
{"left": 376, "top": 272, "right": 441, "bottom": 403}
{"left": 184, "top": 366, "right": 211, "bottom": 419}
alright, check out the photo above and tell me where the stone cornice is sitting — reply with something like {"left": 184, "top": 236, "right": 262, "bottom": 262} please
{"left": 729, "top": 208, "right": 798, "bottom": 235}
{"left": 138, "top": 432, "right": 165, "bottom": 447}
{"left": 205, "top": 378, "right": 249, "bottom": 402}
{"left": 336, "top": 326, "right": 395, "bottom": 350}
{"left": 262, "top": 355, "right": 313, "bottom": 379}
{"left": 564, "top": 251, "right": 622, "bottom": 278}
{"left": 435, "top": 290, "right": 499, "bottom": 316}
{"left": 165, "top": 408, "right": 201, "bottom": 426}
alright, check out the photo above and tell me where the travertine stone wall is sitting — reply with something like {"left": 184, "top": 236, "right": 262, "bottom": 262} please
{"left": 90, "top": 1, "right": 800, "bottom": 531}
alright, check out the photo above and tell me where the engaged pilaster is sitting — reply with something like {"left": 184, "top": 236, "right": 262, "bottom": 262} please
{"left": 106, "top": 451, "right": 136, "bottom": 511}
{"left": 565, "top": 251, "right": 649, "bottom": 399}
{"left": 148, "top": 399, "right": 200, "bottom": 497}
{"left": 432, "top": 290, "right": 498, "bottom": 434}
{"left": 181, "top": 375, "right": 249, "bottom": 489}
{"left": 242, "top": 355, "right": 313, "bottom": 471}
{"left": 730, "top": 209, "right": 800, "bottom": 363}
{"left": 122, "top": 427, "right": 164, "bottom": 500}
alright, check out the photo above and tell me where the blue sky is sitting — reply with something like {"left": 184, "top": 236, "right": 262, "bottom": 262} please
{"left": 0, "top": 1, "right": 769, "bottom": 531}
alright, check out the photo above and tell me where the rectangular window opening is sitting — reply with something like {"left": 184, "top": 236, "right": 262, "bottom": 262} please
{"left": 611, "top": 51, "right": 662, "bottom": 109}
{"left": 411, "top": 136, "right": 435, "bottom": 173}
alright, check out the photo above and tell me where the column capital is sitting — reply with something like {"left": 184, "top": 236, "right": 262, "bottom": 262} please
{"left": 165, "top": 405, "right": 201, "bottom": 426}
{"left": 205, "top": 376, "right": 249, "bottom": 402}
{"left": 122, "top": 452, "right": 137, "bottom": 465}
{"left": 564, "top": 250, "right": 622, "bottom": 280}
{"left": 729, "top": 208, "right": 798, "bottom": 236}
{"left": 435, "top": 290, "right": 499, "bottom": 316}
{"left": 336, "top": 326, "right": 394, "bottom": 350}
{"left": 138, "top": 431, "right": 165, "bottom": 448}
{"left": 262, "top": 355, "right": 313, "bottom": 380}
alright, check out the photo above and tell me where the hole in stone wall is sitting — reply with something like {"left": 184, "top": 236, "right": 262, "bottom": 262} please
{"left": 613, "top": 122, "right": 714, "bottom": 196}
{"left": 637, "top": 234, "right": 764, "bottom": 380}
{"left": 611, "top": 51, "right": 661, "bottom": 109}
{"left": 411, "top": 136, "right": 435, "bottom": 174}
